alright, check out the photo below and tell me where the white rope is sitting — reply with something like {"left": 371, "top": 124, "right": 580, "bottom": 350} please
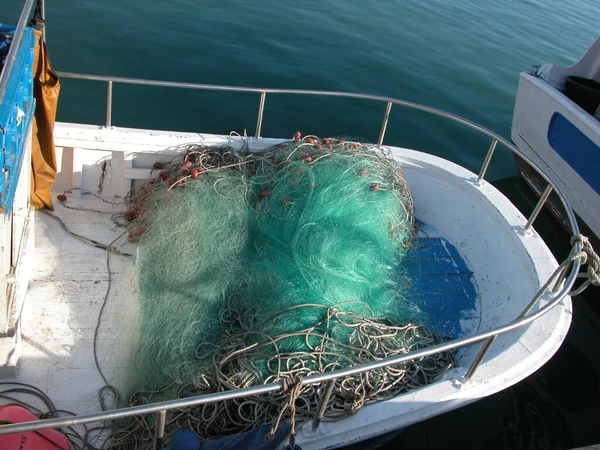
{"left": 569, "top": 235, "right": 600, "bottom": 296}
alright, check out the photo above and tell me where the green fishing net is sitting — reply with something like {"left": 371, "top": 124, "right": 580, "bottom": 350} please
{"left": 111, "top": 135, "right": 455, "bottom": 447}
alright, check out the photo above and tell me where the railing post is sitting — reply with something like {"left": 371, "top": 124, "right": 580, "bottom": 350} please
{"left": 153, "top": 409, "right": 167, "bottom": 450}
{"left": 464, "top": 335, "right": 496, "bottom": 381}
{"left": 377, "top": 101, "right": 393, "bottom": 146}
{"left": 312, "top": 379, "right": 335, "bottom": 431}
{"left": 525, "top": 184, "right": 553, "bottom": 231}
{"left": 255, "top": 91, "right": 267, "bottom": 138}
{"left": 40, "top": 0, "right": 46, "bottom": 43}
{"left": 106, "top": 81, "right": 113, "bottom": 128}
{"left": 477, "top": 138, "right": 498, "bottom": 182}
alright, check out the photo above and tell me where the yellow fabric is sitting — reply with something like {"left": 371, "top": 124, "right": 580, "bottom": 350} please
{"left": 30, "top": 30, "right": 59, "bottom": 210}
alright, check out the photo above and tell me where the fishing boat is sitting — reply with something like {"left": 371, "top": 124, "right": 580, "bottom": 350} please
{"left": 512, "top": 37, "right": 600, "bottom": 243}
{"left": 0, "top": 1, "right": 597, "bottom": 449}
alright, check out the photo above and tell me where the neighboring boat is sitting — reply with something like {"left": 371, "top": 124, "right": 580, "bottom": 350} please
{"left": 512, "top": 37, "right": 600, "bottom": 243}
{"left": 0, "top": 1, "right": 596, "bottom": 449}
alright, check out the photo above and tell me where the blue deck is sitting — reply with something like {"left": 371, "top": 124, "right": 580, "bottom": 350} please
{"left": 401, "top": 233, "right": 478, "bottom": 338}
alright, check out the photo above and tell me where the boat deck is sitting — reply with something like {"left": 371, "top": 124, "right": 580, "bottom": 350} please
{"left": 14, "top": 194, "right": 136, "bottom": 415}
{"left": 8, "top": 192, "right": 479, "bottom": 418}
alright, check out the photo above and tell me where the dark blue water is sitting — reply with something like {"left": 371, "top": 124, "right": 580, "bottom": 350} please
{"left": 3, "top": 0, "right": 599, "bottom": 181}
{"left": 2, "top": 0, "right": 600, "bottom": 448}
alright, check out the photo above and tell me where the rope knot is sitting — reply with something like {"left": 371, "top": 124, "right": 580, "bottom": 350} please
{"left": 281, "top": 375, "right": 303, "bottom": 393}
{"left": 266, "top": 375, "right": 304, "bottom": 448}
{"left": 570, "top": 234, "right": 586, "bottom": 247}
{"left": 569, "top": 235, "right": 600, "bottom": 295}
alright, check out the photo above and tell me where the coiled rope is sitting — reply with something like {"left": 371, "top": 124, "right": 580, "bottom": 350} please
{"left": 569, "top": 235, "right": 600, "bottom": 295}
{"left": 107, "top": 303, "right": 455, "bottom": 449}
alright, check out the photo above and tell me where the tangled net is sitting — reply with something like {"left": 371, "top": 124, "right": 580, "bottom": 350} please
{"left": 122, "top": 135, "right": 414, "bottom": 246}
{"left": 107, "top": 134, "right": 455, "bottom": 448}
{"left": 109, "top": 303, "right": 455, "bottom": 448}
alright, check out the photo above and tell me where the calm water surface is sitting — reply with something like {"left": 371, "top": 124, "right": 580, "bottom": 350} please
{"left": 3, "top": 0, "right": 599, "bottom": 179}
{"left": 2, "top": 0, "right": 600, "bottom": 448}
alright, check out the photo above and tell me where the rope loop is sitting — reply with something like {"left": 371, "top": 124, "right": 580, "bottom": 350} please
{"left": 266, "top": 375, "right": 304, "bottom": 448}
{"left": 569, "top": 235, "right": 600, "bottom": 295}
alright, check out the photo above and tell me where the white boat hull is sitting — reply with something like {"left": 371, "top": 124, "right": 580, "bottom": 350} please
{"left": 512, "top": 72, "right": 600, "bottom": 240}
{"left": 5, "top": 123, "right": 571, "bottom": 448}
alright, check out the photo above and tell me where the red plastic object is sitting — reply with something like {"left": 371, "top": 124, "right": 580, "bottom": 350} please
{"left": 0, "top": 405, "right": 70, "bottom": 450}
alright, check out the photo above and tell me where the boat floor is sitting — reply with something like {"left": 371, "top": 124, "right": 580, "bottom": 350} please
{"left": 13, "top": 194, "right": 137, "bottom": 415}
{"left": 7, "top": 193, "right": 479, "bottom": 417}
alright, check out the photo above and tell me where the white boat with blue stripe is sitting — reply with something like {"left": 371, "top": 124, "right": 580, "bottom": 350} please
{"left": 512, "top": 37, "right": 600, "bottom": 242}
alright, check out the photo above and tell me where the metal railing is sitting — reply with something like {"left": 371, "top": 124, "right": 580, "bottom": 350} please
{"left": 55, "top": 69, "right": 574, "bottom": 235}
{"left": 1, "top": 67, "right": 582, "bottom": 446}
{"left": 1, "top": 0, "right": 584, "bottom": 446}
{"left": 0, "top": 278, "right": 581, "bottom": 438}
{"left": 0, "top": 0, "right": 37, "bottom": 107}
